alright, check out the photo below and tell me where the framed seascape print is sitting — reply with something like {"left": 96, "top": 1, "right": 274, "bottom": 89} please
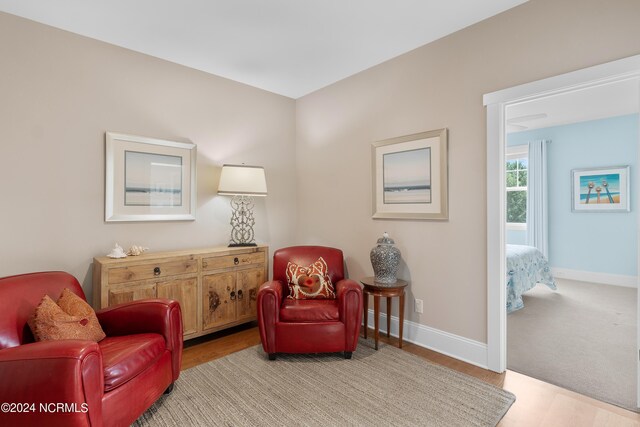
{"left": 571, "top": 165, "right": 630, "bottom": 213}
{"left": 105, "top": 132, "right": 197, "bottom": 222}
{"left": 371, "top": 128, "right": 448, "bottom": 220}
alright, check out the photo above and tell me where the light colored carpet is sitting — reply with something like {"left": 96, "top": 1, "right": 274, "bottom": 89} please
{"left": 135, "top": 340, "right": 515, "bottom": 426}
{"left": 508, "top": 278, "right": 637, "bottom": 411}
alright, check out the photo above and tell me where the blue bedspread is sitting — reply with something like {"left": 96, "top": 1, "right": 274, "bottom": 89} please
{"left": 507, "top": 244, "right": 556, "bottom": 313}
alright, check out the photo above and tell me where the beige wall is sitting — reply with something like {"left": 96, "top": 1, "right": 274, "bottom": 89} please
{"left": 0, "top": 12, "right": 297, "bottom": 302}
{"left": 3, "top": 0, "right": 640, "bottom": 345}
{"left": 295, "top": 0, "right": 640, "bottom": 342}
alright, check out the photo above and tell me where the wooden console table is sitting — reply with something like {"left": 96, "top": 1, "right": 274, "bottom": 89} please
{"left": 93, "top": 245, "right": 268, "bottom": 341}
{"left": 360, "top": 277, "right": 408, "bottom": 350}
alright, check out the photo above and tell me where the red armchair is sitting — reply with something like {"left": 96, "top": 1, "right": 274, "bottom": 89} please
{"left": 257, "top": 246, "right": 363, "bottom": 359}
{"left": 0, "top": 271, "right": 183, "bottom": 427}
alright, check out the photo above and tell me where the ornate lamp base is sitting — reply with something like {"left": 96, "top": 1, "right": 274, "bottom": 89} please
{"left": 228, "top": 195, "right": 258, "bottom": 247}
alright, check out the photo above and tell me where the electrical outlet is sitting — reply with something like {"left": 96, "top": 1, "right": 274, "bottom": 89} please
{"left": 415, "top": 298, "right": 424, "bottom": 314}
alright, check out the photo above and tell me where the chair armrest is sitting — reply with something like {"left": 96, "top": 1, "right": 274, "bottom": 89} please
{"left": 257, "top": 280, "right": 285, "bottom": 354}
{"left": 96, "top": 298, "right": 183, "bottom": 381}
{"left": 336, "top": 279, "right": 363, "bottom": 351}
{"left": 0, "top": 341, "right": 103, "bottom": 427}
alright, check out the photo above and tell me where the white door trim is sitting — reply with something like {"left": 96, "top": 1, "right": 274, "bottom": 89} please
{"left": 636, "top": 79, "right": 640, "bottom": 409}
{"left": 483, "top": 54, "right": 640, "bottom": 378}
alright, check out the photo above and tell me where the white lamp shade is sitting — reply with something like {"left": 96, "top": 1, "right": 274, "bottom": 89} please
{"left": 217, "top": 164, "right": 268, "bottom": 196}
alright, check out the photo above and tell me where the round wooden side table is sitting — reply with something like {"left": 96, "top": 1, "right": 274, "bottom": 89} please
{"left": 359, "top": 277, "right": 408, "bottom": 350}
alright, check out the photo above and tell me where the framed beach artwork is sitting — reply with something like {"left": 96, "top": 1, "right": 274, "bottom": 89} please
{"left": 371, "top": 128, "right": 448, "bottom": 220}
{"left": 571, "top": 166, "right": 630, "bottom": 212}
{"left": 105, "top": 132, "right": 197, "bottom": 222}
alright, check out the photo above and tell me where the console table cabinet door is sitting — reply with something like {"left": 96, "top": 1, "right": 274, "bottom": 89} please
{"left": 108, "top": 282, "right": 156, "bottom": 306}
{"left": 157, "top": 277, "right": 198, "bottom": 337}
{"left": 236, "top": 267, "right": 264, "bottom": 321}
{"left": 202, "top": 273, "right": 236, "bottom": 331}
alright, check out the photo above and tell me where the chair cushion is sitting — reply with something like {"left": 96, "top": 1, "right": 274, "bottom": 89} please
{"left": 98, "top": 333, "right": 165, "bottom": 392}
{"left": 285, "top": 257, "right": 336, "bottom": 299}
{"left": 279, "top": 299, "right": 340, "bottom": 323}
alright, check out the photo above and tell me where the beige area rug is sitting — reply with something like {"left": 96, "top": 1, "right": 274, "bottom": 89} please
{"left": 134, "top": 340, "right": 515, "bottom": 427}
{"left": 508, "top": 278, "right": 637, "bottom": 411}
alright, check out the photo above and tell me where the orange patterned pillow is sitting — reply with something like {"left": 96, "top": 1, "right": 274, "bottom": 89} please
{"left": 286, "top": 257, "right": 336, "bottom": 299}
{"left": 57, "top": 288, "right": 106, "bottom": 339}
{"left": 28, "top": 289, "right": 106, "bottom": 342}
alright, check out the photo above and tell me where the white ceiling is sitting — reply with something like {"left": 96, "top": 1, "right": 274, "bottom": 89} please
{"left": 506, "top": 79, "right": 639, "bottom": 133}
{"left": 0, "top": 0, "right": 527, "bottom": 98}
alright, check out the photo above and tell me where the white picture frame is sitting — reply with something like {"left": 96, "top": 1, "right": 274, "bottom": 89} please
{"left": 372, "top": 128, "right": 448, "bottom": 220}
{"left": 105, "top": 132, "right": 197, "bottom": 222}
{"left": 571, "top": 165, "right": 630, "bottom": 213}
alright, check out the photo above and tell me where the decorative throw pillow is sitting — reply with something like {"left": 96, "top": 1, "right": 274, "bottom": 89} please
{"left": 286, "top": 257, "right": 336, "bottom": 300}
{"left": 57, "top": 288, "right": 106, "bottom": 339}
{"left": 28, "top": 289, "right": 106, "bottom": 342}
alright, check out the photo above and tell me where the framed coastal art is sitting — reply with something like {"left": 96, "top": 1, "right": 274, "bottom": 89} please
{"left": 105, "top": 132, "right": 197, "bottom": 222}
{"left": 371, "top": 128, "right": 448, "bottom": 220}
{"left": 571, "top": 165, "right": 630, "bottom": 212}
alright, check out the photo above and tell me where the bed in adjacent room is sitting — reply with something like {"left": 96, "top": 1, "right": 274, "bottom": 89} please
{"left": 506, "top": 244, "right": 556, "bottom": 313}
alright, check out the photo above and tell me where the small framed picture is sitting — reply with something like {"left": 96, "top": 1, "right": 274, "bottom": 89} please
{"left": 105, "top": 132, "right": 197, "bottom": 222}
{"left": 371, "top": 128, "right": 448, "bottom": 220}
{"left": 571, "top": 166, "right": 630, "bottom": 212}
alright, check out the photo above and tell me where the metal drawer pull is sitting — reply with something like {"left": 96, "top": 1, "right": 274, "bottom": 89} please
{"left": 234, "top": 257, "right": 239, "bottom": 265}
{"left": 230, "top": 291, "right": 236, "bottom": 300}
{"left": 153, "top": 267, "right": 161, "bottom": 276}
{"left": 237, "top": 289, "right": 243, "bottom": 300}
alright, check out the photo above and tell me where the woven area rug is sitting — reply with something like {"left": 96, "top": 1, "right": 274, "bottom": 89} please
{"left": 134, "top": 340, "right": 515, "bottom": 427}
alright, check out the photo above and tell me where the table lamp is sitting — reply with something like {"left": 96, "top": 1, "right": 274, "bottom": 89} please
{"left": 217, "top": 164, "right": 267, "bottom": 247}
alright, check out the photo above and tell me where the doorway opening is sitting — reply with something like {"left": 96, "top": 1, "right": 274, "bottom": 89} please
{"left": 504, "top": 82, "right": 638, "bottom": 410}
{"left": 484, "top": 54, "right": 640, "bottom": 409}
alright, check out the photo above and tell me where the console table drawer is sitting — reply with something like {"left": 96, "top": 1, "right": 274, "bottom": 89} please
{"left": 108, "top": 257, "right": 198, "bottom": 284}
{"left": 202, "top": 252, "right": 264, "bottom": 271}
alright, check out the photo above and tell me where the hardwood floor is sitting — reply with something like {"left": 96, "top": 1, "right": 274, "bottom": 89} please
{"left": 182, "top": 323, "right": 261, "bottom": 370}
{"left": 182, "top": 324, "right": 640, "bottom": 426}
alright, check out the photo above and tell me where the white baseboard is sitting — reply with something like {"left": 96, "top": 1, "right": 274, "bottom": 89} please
{"left": 551, "top": 267, "right": 637, "bottom": 288}
{"left": 364, "top": 309, "right": 488, "bottom": 369}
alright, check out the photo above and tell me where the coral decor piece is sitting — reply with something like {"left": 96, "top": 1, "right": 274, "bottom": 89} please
{"left": 107, "top": 243, "right": 127, "bottom": 258}
{"left": 127, "top": 245, "right": 149, "bottom": 256}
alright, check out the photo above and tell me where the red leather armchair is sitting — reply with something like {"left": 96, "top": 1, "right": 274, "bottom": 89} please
{"left": 0, "top": 271, "right": 183, "bottom": 427}
{"left": 257, "top": 246, "right": 363, "bottom": 359}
